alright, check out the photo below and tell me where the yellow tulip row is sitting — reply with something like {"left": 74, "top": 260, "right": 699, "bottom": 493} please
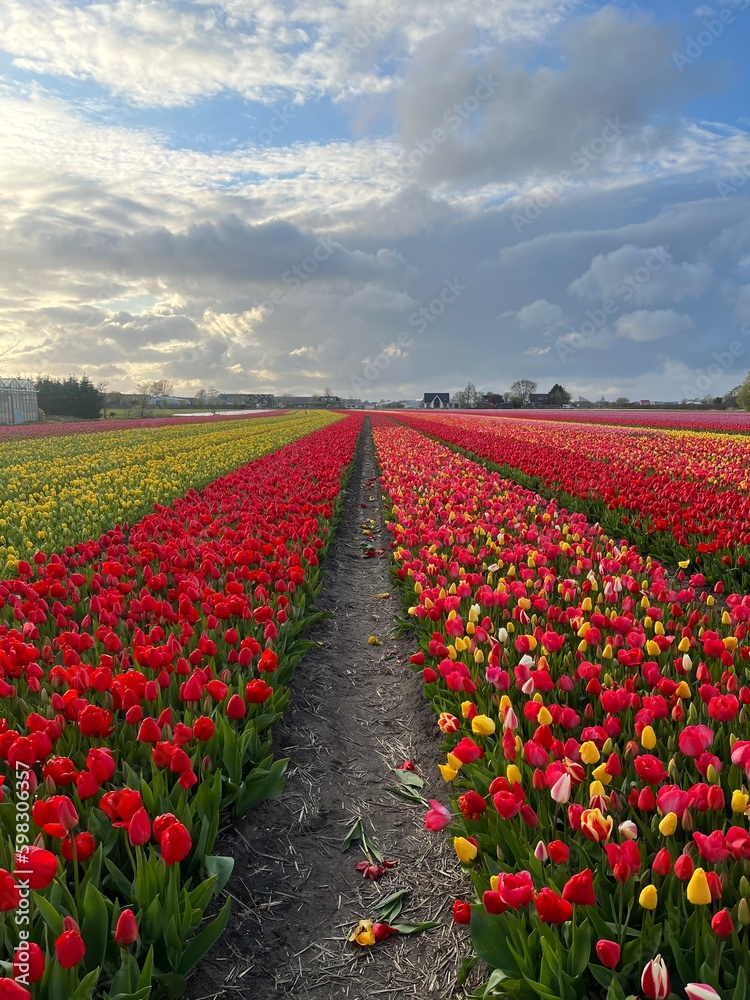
{"left": 0, "top": 412, "right": 339, "bottom": 572}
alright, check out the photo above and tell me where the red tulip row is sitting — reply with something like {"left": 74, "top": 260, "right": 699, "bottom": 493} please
{"left": 392, "top": 410, "right": 750, "bottom": 591}
{"left": 373, "top": 414, "right": 750, "bottom": 1000}
{"left": 0, "top": 414, "right": 362, "bottom": 999}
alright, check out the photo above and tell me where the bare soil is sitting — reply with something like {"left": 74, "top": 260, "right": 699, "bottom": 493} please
{"left": 186, "top": 420, "right": 473, "bottom": 1000}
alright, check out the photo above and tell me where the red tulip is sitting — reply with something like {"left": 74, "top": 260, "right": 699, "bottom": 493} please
{"left": 226, "top": 694, "right": 246, "bottom": 719}
{"left": 547, "top": 840, "right": 570, "bottom": 864}
{"left": 55, "top": 919, "right": 86, "bottom": 969}
{"left": 0, "top": 870, "right": 20, "bottom": 911}
{"left": 13, "top": 942, "right": 45, "bottom": 983}
{"left": 595, "top": 939, "right": 621, "bottom": 969}
{"left": 533, "top": 888, "right": 573, "bottom": 924}
{"left": 562, "top": 869, "right": 596, "bottom": 906}
{"left": 114, "top": 908, "right": 139, "bottom": 947}
{"left": 14, "top": 847, "right": 58, "bottom": 890}
{"left": 61, "top": 833, "right": 96, "bottom": 863}
{"left": 193, "top": 716, "right": 215, "bottom": 741}
{"left": 161, "top": 821, "right": 192, "bottom": 865}
{"left": 711, "top": 909, "right": 733, "bottom": 937}
{"left": 0, "top": 979, "right": 32, "bottom": 999}
{"left": 452, "top": 899, "right": 471, "bottom": 924}
{"left": 128, "top": 807, "right": 152, "bottom": 847}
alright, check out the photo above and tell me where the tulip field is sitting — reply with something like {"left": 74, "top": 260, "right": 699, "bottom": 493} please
{"left": 0, "top": 411, "right": 362, "bottom": 998}
{"left": 395, "top": 411, "right": 750, "bottom": 592}
{"left": 374, "top": 411, "right": 750, "bottom": 1000}
{"left": 2, "top": 406, "right": 750, "bottom": 1000}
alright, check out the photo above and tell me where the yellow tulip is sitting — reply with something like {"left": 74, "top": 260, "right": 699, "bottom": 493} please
{"left": 438, "top": 764, "right": 458, "bottom": 782}
{"left": 658, "top": 812, "right": 677, "bottom": 836}
{"left": 537, "top": 707, "right": 553, "bottom": 726}
{"left": 675, "top": 681, "right": 691, "bottom": 699}
{"left": 638, "top": 885, "right": 658, "bottom": 910}
{"left": 506, "top": 764, "right": 522, "bottom": 785}
{"left": 446, "top": 753, "right": 463, "bottom": 771}
{"left": 732, "top": 790, "right": 749, "bottom": 814}
{"left": 454, "top": 837, "right": 478, "bottom": 863}
{"left": 687, "top": 868, "right": 712, "bottom": 906}
{"left": 641, "top": 726, "right": 656, "bottom": 750}
{"left": 349, "top": 920, "right": 376, "bottom": 947}
{"left": 471, "top": 715, "right": 496, "bottom": 737}
{"left": 580, "top": 741, "right": 600, "bottom": 765}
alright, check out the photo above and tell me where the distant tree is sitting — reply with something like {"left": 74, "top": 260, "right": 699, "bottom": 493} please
{"left": 485, "top": 392, "right": 504, "bottom": 408}
{"left": 150, "top": 379, "right": 174, "bottom": 400}
{"left": 453, "top": 382, "right": 483, "bottom": 408}
{"left": 737, "top": 371, "right": 750, "bottom": 411}
{"left": 194, "top": 388, "right": 207, "bottom": 406}
{"left": 548, "top": 383, "right": 572, "bottom": 406}
{"left": 35, "top": 374, "right": 104, "bottom": 419}
{"left": 508, "top": 379, "right": 537, "bottom": 406}
{"left": 206, "top": 386, "right": 220, "bottom": 411}
{"left": 724, "top": 384, "right": 742, "bottom": 408}
{"left": 133, "top": 381, "right": 154, "bottom": 417}
{"left": 614, "top": 396, "right": 631, "bottom": 407}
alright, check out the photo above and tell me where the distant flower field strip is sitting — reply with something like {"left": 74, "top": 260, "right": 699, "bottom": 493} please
{"left": 0, "top": 410, "right": 338, "bottom": 574}
{"left": 0, "top": 409, "right": 291, "bottom": 445}
{"left": 474, "top": 409, "right": 750, "bottom": 433}
{"left": 0, "top": 413, "right": 363, "bottom": 999}
{"left": 394, "top": 411, "right": 750, "bottom": 590}
{"left": 373, "top": 415, "right": 750, "bottom": 1000}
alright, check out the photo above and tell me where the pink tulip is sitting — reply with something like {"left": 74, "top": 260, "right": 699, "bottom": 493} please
{"left": 424, "top": 800, "right": 451, "bottom": 832}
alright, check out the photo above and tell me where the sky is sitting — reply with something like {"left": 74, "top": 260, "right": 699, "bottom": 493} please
{"left": 1, "top": 0, "right": 750, "bottom": 402}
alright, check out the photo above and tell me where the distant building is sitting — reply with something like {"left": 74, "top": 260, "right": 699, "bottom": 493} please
{"left": 216, "top": 393, "right": 276, "bottom": 408}
{"left": 150, "top": 396, "right": 193, "bottom": 408}
{"left": 529, "top": 393, "right": 551, "bottom": 406}
{"left": 423, "top": 392, "right": 451, "bottom": 409}
{"left": 0, "top": 378, "right": 38, "bottom": 425}
{"left": 639, "top": 399, "right": 652, "bottom": 407}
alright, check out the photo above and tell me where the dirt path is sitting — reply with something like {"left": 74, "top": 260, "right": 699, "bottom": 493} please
{"left": 187, "top": 419, "right": 471, "bottom": 1000}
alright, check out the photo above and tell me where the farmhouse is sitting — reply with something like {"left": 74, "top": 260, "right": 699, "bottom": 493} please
{"left": 423, "top": 392, "right": 451, "bottom": 408}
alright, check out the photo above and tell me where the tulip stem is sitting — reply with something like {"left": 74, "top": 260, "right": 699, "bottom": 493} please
{"left": 70, "top": 834, "right": 80, "bottom": 904}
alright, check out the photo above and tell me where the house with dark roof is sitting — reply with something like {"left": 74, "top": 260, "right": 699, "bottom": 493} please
{"left": 423, "top": 392, "right": 451, "bottom": 409}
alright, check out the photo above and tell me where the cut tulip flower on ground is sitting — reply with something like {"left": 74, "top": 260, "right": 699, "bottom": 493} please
{"left": 1, "top": 410, "right": 750, "bottom": 999}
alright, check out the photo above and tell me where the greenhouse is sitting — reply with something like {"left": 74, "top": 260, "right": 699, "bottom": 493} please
{"left": 0, "top": 377, "right": 39, "bottom": 425}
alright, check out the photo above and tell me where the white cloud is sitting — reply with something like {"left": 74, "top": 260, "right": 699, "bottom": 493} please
{"left": 515, "top": 299, "right": 564, "bottom": 329}
{"left": 568, "top": 245, "right": 712, "bottom": 305}
{"left": 615, "top": 309, "right": 695, "bottom": 342}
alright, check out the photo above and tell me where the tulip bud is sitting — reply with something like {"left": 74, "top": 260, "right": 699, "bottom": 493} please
{"left": 638, "top": 885, "right": 658, "bottom": 910}
{"left": 641, "top": 955, "right": 671, "bottom": 1000}
{"left": 685, "top": 986, "right": 720, "bottom": 1000}
{"left": 711, "top": 909, "right": 733, "bottom": 937}
{"left": 595, "top": 939, "right": 621, "bottom": 969}
{"left": 687, "top": 868, "right": 712, "bottom": 906}
{"left": 738, "top": 898, "right": 750, "bottom": 925}
{"left": 114, "top": 909, "right": 139, "bottom": 947}
{"left": 740, "top": 876, "right": 750, "bottom": 898}
{"left": 641, "top": 726, "right": 656, "bottom": 750}
{"left": 658, "top": 812, "right": 677, "bottom": 837}
{"left": 619, "top": 821, "right": 638, "bottom": 841}
{"left": 534, "top": 841, "right": 548, "bottom": 862}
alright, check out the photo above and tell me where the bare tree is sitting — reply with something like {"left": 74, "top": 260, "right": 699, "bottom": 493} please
{"left": 508, "top": 379, "right": 538, "bottom": 406}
